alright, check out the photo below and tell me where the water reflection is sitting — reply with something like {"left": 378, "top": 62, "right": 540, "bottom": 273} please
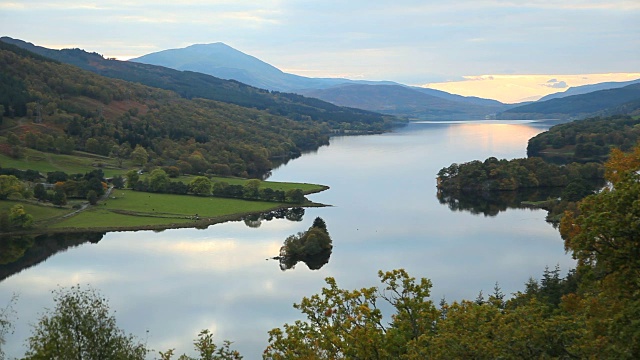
{"left": 0, "top": 232, "right": 105, "bottom": 282}
{"left": 243, "top": 208, "right": 305, "bottom": 228}
{"left": 437, "top": 188, "right": 563, "bottom": 219}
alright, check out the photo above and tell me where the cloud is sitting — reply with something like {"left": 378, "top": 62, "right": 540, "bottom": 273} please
{"left": 543, "top": 80, "right": 569, "bottom": 88}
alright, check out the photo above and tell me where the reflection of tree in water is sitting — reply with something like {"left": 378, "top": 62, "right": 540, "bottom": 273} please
{"left": 437, "top": 179, "right": 603, "bottom": 224}
{"left": 437, "top": 187, "right": 564, "bottom": 217}
{"left": 0, "top": 232, "right": 105, "bottom": 282}
{"left": 243, "top": 207, "right": 305, "bottom": 228}
{"left": 275, "top": 217, "right": 332, "bottom": 271}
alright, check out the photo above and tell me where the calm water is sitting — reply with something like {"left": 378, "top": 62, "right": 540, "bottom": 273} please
{"left": 0, "top": 120, "right": 573, "bottom": 358}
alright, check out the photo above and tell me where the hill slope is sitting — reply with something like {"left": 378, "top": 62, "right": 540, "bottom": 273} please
{"left": 130, "top": 42, "right": 398, "bottom": 92}
{"left": 0, "top": 40, "right": 335, "bottom": 177}
{"left": 0, "top": 37, "right": 398, "bottom": 131}
{"left": 498, "top": 83, "right": 640, "bottom": 120}
{"left": 538, "top": 78, "right": 640, "bottom": 102}
{"left": 130, "top": 42, "right": 508, "bottom": 120}
{"left": 299, "top": 84, "right": 510, "bottom": 120}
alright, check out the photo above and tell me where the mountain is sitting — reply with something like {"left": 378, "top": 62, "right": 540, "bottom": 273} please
{"left": 131, "top": 42, "right": 396, "bottom": 92}
{"left": 0, "top": 40, "right": 343, "bottom": 177}
{"left": 131, "top": 42, "right": 508, "bottom": 120}
{"left": 538, "top": 78, "right": 640, "bottom": 102}
{"left": 0, "top": 37, "right": 398, "bottom": 131}
{"left": 298, "top": 84, "right": 511, "bottom": 120}
{"left": 498, "top": 83, "right": 640, "bottom": 120}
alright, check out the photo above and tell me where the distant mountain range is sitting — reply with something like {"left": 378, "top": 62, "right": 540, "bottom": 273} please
{"left": 498, "top": 83, "right": 640, "bottom": 120}
{"left": 5, "top": 36, "right": 639, "bottom": 122}
{"left": 0, "top": 37, "right": 396, "bottom": 129}
{"left": 130, "top": 43, "right": 512, "bottom": 120}
{"left": 130, "top": 42, "right": 397, "bottom": 92}
{"left": 538, "top": 79, "right": 640, "bottom": 102}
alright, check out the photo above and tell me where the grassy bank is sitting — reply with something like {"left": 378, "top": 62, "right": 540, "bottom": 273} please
{"left": 2, "top": 183, "right": 328, "bottom": 233}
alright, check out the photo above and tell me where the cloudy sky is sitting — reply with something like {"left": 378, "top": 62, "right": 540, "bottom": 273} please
{"left": 1, "top": 0, "right": 639, "bottom": 102}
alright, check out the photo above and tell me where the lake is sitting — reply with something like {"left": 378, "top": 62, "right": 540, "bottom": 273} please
{"left": 0, "top": 120, "right": 574, "bottom": 358}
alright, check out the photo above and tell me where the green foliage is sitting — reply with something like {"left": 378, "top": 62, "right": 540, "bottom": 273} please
{"left": 264, "top": 269, "right": 438, "bottom": 359}
{"left": 437, "top": 156, "right": 604, "bottom": 192}
{"left": 159, "top": 330, "right": 242, "bottom": 360}
{"left": 147, "top": 168, "right": 170, "bottom": 193}
{"left": 527, "top": 115, "right": 640, "bottom": 161}
{"left": 87, "top": 190, "right": 98, "bottom": 205}
{"left": 0, "top": 175, "right": 25, "bottom": 200}
{"left": 52, "top": 189, "right": 67, "bottom": 206}
{"left": 8, "top": 204, "right": 33, "bottom": 229}
{"left": 279, "top": 217, "right": 332, "bottom": 270}
{"left": 242, "top": 179, "right": 261, "bottom": 199}
{"left": 131, "top": 145, "right": 148, "bottom": 167}
{"left": 189, "top": 176, "right": 213, "bottom": 196}
{"left": 285, "top": 189, "right": 305, "bottom": 204}
{"left": 125, "top": 170, "right": 140, "bottom": 188}
{"left": 23, "top": 285, "right": 148, "bottom": 360}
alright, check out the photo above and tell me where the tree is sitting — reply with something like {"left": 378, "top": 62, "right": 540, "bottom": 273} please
{"left": 131, "top": 145, "right": 148, "bottom": 167}
{"left": 87, "top": 190, "right": 98, "bottom": 205}
{"left": 33, "top": 183, "right": 47, "bottom": 201}
{"left": 8, "top": 204, "right": 34, "bottom": 229}
{"left": 147, "top": 168, "right": 169, "bottom": 193}
{"left": 189, "top": 176, "right": 212, "bottom": 196}
{"left": 0, "top": 175, "right": 25, "bottom": 200}
{"left": 23, "top": 285, "right": 147, "bottom": 360}
{"left": 285, "top": 189, "right": 304, "bottom": 204}
{"left": 264, "top": 269, "right": 438, "bottom": 359}
{"left": 112, "top": 175, "right": 125, "bottom": 189}
{"left": 125, "top": 170, "right": 139, "bottom": 188}
{"left": 52, "top": 189, "right": 67, "bottom": 206}
{"left": 159, "top": 330, "right": 242, "bottom": 360}
{"left": 242, "top": 179, "right": 261, "bottom": 199}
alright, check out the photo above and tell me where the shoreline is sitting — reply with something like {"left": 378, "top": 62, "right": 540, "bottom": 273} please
{"left": 1, "top": 186, "right": 331, "bottom": 236}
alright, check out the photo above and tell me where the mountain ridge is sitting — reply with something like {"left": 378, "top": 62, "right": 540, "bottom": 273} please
{"left": 0, "top": 36, "right": 398, "bottom": 131}
{"left": 132, "top": 42, "right": 510, "bottom": 120}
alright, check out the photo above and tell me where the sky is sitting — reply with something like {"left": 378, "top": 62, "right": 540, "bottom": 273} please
{"left": 1, "top": 0, "right": 639, "bottom": 102}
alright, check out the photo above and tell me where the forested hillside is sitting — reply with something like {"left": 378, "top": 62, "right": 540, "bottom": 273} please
{"left": 527, "top": 115, "right": 640, "bottom": 163}
{"left": 0, "top": 37, "right": 399, "bottom": 133}
{"left": 498, "top": 83, "right": 640, "bottom": 120}
{"left": 0, "top": 41, "right": 335, "bottom": 177}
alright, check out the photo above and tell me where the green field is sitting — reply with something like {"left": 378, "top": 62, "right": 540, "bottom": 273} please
{"left": 49, "top": 189, "right": 293, "bottom": 230}
{"left": 0, "top": 149, "right": 127, "bottom": 177}
{"left": 1, "top": 148, "right": 328, "bottom": 232}
{"left": 0, "top": 200, "right": 73, "bottom": 225}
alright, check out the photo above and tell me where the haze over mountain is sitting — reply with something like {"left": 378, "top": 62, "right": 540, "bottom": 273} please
{"left": 131, "top": 43, "right": 513, "bottom": 120}
{"left": 538, "top": 78, "right": 640, "bottom": 102}
{"left": 130, "top": 42, "right": 396, "bottom": 92}
{"left": 299, "top": 84, "right": 511, "bottom": 120}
